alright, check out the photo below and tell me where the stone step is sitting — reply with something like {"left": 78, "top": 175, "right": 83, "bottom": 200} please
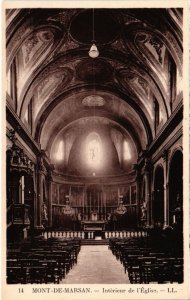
{"left": 81, "top": 239, "right": 109, "bottom": 245}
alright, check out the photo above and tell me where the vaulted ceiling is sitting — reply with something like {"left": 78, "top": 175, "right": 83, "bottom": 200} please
{"left": 6, "top": 8, "right": 183, "bottom": 174}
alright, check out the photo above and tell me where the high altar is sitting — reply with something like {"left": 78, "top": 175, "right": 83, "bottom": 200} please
{"left": 81, "top": 211, "right": 107, "bottom": 230}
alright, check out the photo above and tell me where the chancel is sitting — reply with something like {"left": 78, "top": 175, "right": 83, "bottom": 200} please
{"left": 6, "top": 7, "right": 184, "bottom": 285}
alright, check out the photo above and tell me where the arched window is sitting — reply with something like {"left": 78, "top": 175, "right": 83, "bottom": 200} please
{"left": 123, "top": 140, "right": 131, "bottom": 160}
{"left": 55, "top": 140, "right": 64, "bottom": 161}
{"left": 86, "top": 132, "right": 102, "bottom": 167}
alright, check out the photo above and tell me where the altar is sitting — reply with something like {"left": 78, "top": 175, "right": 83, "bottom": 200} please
{"left": 81, "top": 220, "right": 106, "bottom": 231}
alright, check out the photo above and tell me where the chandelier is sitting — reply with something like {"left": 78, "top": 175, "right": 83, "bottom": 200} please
{"left": 89, "top": 9, "right": 99, "bottom": 58}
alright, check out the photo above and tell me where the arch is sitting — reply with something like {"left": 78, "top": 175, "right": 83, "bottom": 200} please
{"left": 168, "top": 149, "right": 183, "bottom": 226}
{"left": 168, "top": 146, "right": 183, "bottom": 172}
{"left": 47, "top": 113, "right": 142, "bottom": 155}
{"left": 34, "top": 84, "right": 153, "bottom": 146}
{"left": 153, "top": 165, "right": 165, "bottom": 225}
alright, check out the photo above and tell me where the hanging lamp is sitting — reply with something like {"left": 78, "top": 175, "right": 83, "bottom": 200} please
{"left": 89, "top": 9, "right": 99, "bottom": 58}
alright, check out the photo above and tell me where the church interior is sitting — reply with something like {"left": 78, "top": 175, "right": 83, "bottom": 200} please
{"left": 6, "top": 8, "right": 184, "bottom": 284}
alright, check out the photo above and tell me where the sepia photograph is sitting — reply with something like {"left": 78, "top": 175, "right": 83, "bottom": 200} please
{"left": 2, "top": 1, "right": 189, "bottom": 300}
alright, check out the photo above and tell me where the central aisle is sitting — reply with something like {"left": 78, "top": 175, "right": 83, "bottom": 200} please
{"left": 62, "top": 245, "right": 129, "bottom": 284}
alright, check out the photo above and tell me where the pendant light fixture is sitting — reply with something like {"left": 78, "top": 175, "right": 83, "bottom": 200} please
{"left": 89, "top": 8, "right": 99, "bottom": 58}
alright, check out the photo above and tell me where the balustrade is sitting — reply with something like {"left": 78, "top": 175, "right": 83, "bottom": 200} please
{"left": 43, "top": 231, "right": 90, "bottom": 239}
{"left": 43, "top": 230, "right": 147, "bottom": 240}
{"left": 104, "top": 231, "right": 148, "bottom": 239}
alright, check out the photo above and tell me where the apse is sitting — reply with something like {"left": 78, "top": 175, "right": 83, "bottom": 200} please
{"left": 50, "top": 117, "right": 137, "bottom": 176}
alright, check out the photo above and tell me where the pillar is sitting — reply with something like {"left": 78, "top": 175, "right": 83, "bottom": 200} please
{"left": 48, "top": 181, "right": 53, "bottom": 227}
{"left": 34, "top": 156, "right": 46, "bottom": 234}
{"left": 136, "top": 173, "right": 141, "bottom": 227}
{"left": 144, "top": 158, "right": 153, "bottom": 227}
{"left": 145, "top": 170, "right": 151, "bottom": 226}
{"left": 162, "top": 150, "right": 170, "bottom": 227}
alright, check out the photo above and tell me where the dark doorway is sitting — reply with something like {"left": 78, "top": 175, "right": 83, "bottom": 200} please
{"left": 169, "top": 150, "right": 183, "bottom": 226}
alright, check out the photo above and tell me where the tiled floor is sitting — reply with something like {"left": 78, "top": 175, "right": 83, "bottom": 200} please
{"left": 62, "top": 245, "right": 129, "bottom": 283}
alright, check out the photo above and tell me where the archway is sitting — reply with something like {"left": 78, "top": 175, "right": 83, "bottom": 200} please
{"left": 153, "top": 166, "right": 164, "bottom": 225}
{"left": 169, "top": 150, "right": 183, "bottom": 226}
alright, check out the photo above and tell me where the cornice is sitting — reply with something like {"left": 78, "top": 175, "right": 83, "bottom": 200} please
{"left": 147, "top": 101, "right": 182, "bottom": 155}
{"left": 151, "top": 127, "right": 182, "bottom": 164}
{"left": 52, "top": 170, "right": 136, "bottom": 186}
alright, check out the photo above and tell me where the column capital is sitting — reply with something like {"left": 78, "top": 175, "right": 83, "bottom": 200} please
{"left": 162, "top": 149, "right": 170, "bottom": 161}
{"left": 144, "top": 158, "right": 152, "bottom": 173}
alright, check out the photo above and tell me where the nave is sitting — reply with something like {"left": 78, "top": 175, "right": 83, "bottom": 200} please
{"left": 7, "top": 230, "right": 183, "bottom": 284}
{"left": 63, "top": 245, "right": 129, "bottom": 284}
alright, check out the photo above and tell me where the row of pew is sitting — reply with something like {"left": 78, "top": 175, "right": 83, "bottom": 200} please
{"left": 109, "top": 237, "right": 183, "bottom": 284}
{"left": 7, "top": 238, "right": 81, "bottom": 284}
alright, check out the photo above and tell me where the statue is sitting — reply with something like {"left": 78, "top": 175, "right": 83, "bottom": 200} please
{"left": 63, "top": 196, "right": 74, "bottom": 216}
{"left": 141, "top": 201, "right": 147, "bottom": 220}
{"left": 115, "top": 196, "right": 127, "bottom": 215}
{"left": 41, "top": 201, "right": 48, "bottom": 221}
{"left": 78, "top": 212, "right": 82, "bottom": 221}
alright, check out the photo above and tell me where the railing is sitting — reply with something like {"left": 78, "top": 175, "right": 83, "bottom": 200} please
{"left": 105, "top": 231, "right": 148, "bottom": 238}
{"left": 42, "top": 230, "right": 147, "bottom": 240}
{"left": 43, "top": 231, "right": 95, "bottom": 239}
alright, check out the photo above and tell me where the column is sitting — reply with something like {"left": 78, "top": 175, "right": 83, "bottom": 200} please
{"left": 101, "top": 185, "right": 103, "bottom": 219}
{"left": 35, "top": 156, "right": 46, "bottom": 232}
{"left": 48, "top": 180, "right": 53, "bottom": 227}
{"left": 33, "top": 170, "right": 38, "bottom": 228}
{"left": 18, "top": 178, "right": 22, "bottom": 204}
{"left": 145, "top": 158, "right": 153, "bottom": 227}
{"left": 145, "top": 172, "right": 150, "bottom": 226}
{"left": 105, "top": 194, "right": 106, "bottom": 218}
{"left": 118, "top": 187, "right": 120, "bottom": 205}
{"left": 166, "top": 182, "right": 169, "bottom": 225}
{"left": 163, "top": 182, "right": 167, "bottom": 227}
{"left": 37, "top": 172, "right": 44, "bottom": 228}
{"left": 136, "top": 174, "right": 141, "bottom": 227}
{"left": 162, "top": 150, "right": 169, "bottom": 227}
